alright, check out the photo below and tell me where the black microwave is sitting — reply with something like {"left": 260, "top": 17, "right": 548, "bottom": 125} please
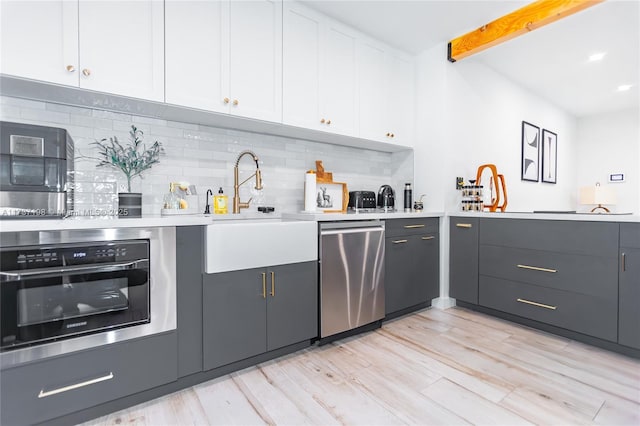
{"left": 0, "top": 239, "right": 150, "bottom": 351}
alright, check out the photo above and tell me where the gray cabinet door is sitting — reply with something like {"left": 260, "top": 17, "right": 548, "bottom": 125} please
{"left": 449, "top": 217, "right": 479, "bottom": 304}
{"left": 385, "top": 233, "right": 439, "bottom": 315}
{"left": 266, "top": 262, "right": 317, "bottom": 351}
{"left": 202, "top": 268, "right": 267, "bottom": 370}
{"left": 176, "top": 226, "right": 204, "bottom": 377}
{"left": 619, "top": 247, "right": 640, "bottom": 349}
{"left": 1, "top": 332, "right": 177, "bottom": 426}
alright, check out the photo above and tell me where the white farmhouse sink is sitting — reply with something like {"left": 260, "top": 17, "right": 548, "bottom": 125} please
{"left": 205, "top": 219, "right": 317, "bottom": 273}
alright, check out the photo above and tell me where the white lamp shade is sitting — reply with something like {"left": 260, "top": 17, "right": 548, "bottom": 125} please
{"left": 579, "top": 185, "right": 617, "bottom": 205}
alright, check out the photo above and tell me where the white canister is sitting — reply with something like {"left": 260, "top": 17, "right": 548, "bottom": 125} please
{"left": 304, "top": 170, "right": 316, "bottom": 212}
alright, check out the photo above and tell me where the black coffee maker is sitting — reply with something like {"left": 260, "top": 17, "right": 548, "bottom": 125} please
{"left": 377, "top": 185, "right": 395, "bottom": 211}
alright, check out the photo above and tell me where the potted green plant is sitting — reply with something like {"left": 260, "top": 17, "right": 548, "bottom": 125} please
{"left": 93, "top": 125, "right": 164, "bottom": 217}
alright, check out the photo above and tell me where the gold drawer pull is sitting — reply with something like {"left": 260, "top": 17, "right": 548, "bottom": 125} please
{"left": 270, "top": 271, "right": 275, "bottom": 297}
{"left": 456, "top": 223, "right": 472, "bottom": 228}
{"left": 421, "top": 236, "right": 435, "bottom": 240}
{"left": 517, "top": 298, "right": 557, "bottom": 310}
{"left": 262, "top": 272, "right": 267, "bottom": 298}
{"left": 517, "top": 264, "right": 557, "bottom": 273}
{"left": 404, "top": 224, "right": 425, "bottom": 229}
{"left": 393, "top": 239, "right": 408, "bottom": 244}
{"left": 38, "top": 372, "right": 114, "bottom": 398}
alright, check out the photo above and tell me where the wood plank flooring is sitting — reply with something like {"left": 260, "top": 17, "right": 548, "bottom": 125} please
{"left": 83, "top": 307, "right": 640, "bottom": 425}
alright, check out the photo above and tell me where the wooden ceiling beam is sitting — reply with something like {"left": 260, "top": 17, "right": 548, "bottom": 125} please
{"left": 448, "top": 0, "right": 605, "bottom": 62}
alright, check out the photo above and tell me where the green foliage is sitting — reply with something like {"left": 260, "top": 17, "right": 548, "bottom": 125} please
{"left": 93, "top": 125, "right": 164, "bottom": 193}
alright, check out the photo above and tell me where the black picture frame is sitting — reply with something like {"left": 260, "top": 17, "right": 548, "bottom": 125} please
{"left": 542, "top": 129, "right": 557, "bottom": 183}
{"left": 521, "top": 121, "right": 540, "bottom": 182}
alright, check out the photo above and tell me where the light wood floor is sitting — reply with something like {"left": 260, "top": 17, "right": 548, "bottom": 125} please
{"left": 84, "top": 307, "right": 640, "bottom": 425}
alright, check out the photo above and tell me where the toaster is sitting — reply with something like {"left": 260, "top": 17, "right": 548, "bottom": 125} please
{"left": 348, "top": 191, "right": 377, "bottom": 209}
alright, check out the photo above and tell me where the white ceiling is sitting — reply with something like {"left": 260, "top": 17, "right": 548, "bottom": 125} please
{"left": 301, "top": 0, "right": 640, "bottom": 118}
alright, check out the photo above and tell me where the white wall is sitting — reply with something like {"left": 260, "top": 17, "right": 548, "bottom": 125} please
{"left": 575, "top": 108, "right": 640, "bottom": 214}
{"left": 415, "top": 44, "right": 579, "bottom": 213}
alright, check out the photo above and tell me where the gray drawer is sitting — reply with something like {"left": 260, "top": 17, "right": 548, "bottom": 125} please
{"left": 479, "top": 276, "right": 617, "bottom": 342}
{"left": 1, "top": 332, "right": 177, "bottom": 426}
{"left": 621, "top": 223, "right": 640, "bottom": 249}
{"left": 385, "top": 217, "right": 439, "bottom": 237}
{"left": 480, "top": 219, "right": 618, "bottom": 257}
{"left": 479, "top": 245, "right": 618, "bottom": 299}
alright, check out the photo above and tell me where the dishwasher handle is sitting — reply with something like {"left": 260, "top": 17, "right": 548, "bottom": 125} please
{"left": 321, "top": 226, "right": 384, "bottom": 236}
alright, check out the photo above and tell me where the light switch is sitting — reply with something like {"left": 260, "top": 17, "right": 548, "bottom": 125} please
{"left": 609, "top": 173, "right": 625, "bottom": 183}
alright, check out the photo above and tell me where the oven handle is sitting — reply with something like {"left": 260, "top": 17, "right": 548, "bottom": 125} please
{"left": 0, "top": 259, "right": 149, "bottom": 282}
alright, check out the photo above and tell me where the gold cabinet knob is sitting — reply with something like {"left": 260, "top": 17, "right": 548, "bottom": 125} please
{"left": 82, "top": 68, "right": 91, "bottom": 76}
{"left": 223, "top": 97, "right": 230, "bottom": 104}
{"left": 233, "top": 99, "right": 239, "bottom": 106}
{"left": 326, "top": 119, "right": 331, "bottom": 125}
{"left": 391, "top": 133, "right": 395, "bottom": 138}
{"left": 320, "top": 118, "right": 325, "bottom": 123}
{"left": 386, "top": 132, "right": 391, "bottom": 137}
{"left": 66, "top": 65, "right": 75, "bottom": 73}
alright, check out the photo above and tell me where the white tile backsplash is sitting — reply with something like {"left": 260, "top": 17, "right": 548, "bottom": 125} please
{"left": 1, "top": 95, "right": 414, "bottom": 215}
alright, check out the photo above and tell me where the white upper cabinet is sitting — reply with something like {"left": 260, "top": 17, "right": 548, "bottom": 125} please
{"left": 358, "top": 38, "right": 388, "bottom": 142}
{"left": 282, "top": 3, "right": 323, "bottom": 131}
{"left": 78, "top": 1, "right": 164, "bottom": 101}
{"left": 385, "top": 51, "right": 415, "bottom": 147}
{"left": 166, "top": 0, "right": 282, "bottom": 122}
{"left": 165, "top": 0, "right": 228, "bottom": 112}
{"left": 1, "top": 0, "right": 164, "bottom": 102}
{"left": 358, "top": 38, "right": 415, "bottom": 146}
{"left": 229, "top": 0, "right": 282, "bottom": 122}
{"left": 1, "top": 1, "right": 79, "bottom": 86}
{"left": 322, "top": 21, "right": 359, "bottom": 137}
{"left": 283, "top": 2, "right": 359, "bottom": 137}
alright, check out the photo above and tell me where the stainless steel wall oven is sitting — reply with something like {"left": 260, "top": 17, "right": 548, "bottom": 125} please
{"left": 0, "top": 227, "right": 176, "bottom": 368}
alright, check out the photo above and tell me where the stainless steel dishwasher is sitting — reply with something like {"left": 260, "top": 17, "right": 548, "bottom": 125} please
{"left": 319, "top": 221, "right": 385, "bottom": 340}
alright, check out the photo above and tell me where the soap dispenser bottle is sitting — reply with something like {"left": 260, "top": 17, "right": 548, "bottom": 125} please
{"left": 163, "top": 183, "right": 180, "bottom": 210}
{"left": 213, "top": 187, "right": 228, "bottom": 214}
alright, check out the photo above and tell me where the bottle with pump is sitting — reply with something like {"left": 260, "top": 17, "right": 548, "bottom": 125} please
{"left": 404, "top": 182, "right": 413, "bottom": 212}
{"left": 163, "top": 183, "right": 180, "bottom": 210}
{"left": 214, "top": 187, "right": 228, "bottom": 214}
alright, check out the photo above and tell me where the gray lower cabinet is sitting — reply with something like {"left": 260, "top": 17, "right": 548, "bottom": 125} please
{"left": 449, "top": 217, "right": 479, "bottom": 304}
{"left": 619, "top": 224, "right": 640, "bottom": 349}
{"left": 203, "top": 261, "right": 317, "bottom": 371}
{"left": 1, "top": 332, "right": 177, "bottom": 426}
{"left": 478, "top": 218, "right": 619, "bottom": 342}
{"left": 384, "top": 219, "right": 439, "bottom": 315}
{"left": 176, "top": 226, "right": 204, "bottom": 377}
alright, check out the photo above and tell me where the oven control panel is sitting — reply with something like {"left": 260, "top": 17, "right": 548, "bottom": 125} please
{"left": 2, "top": 240, "right": 148, "bottom": 270}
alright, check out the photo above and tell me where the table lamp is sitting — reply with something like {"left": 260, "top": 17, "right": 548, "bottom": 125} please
{"left": 579, "top": 182, "right": 617, "bottom": 213}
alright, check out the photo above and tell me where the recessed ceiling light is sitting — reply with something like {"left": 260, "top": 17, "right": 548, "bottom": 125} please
{"left": 617, "top": 84, "right": 633, "bottom": 92}
{"left": 588, "top": 52, "right": 606, "bottom": 62}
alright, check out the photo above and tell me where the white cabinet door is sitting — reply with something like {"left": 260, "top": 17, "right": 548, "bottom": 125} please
{"left": 78, "top": 0, "right": 164, "bottom": 101}
{"left": 0, "top": 0, "right": 78, "bottom": 86}
{"left": 322, "top": 20, "right": 358, "bottom": 137}
{"left": 358, "top": 38, "right": 388, "bottom": 142}
{"left": 229, "top": 0, "right": 282, "bottom": 122}
{"left": 283, "top": 2, "right": 323, "bottom": 131}
{"left": 386, "top": 51, "right": 415, "bottom": 146}
{"left": 165, "top": 0, "right": 228, "bottom": 112}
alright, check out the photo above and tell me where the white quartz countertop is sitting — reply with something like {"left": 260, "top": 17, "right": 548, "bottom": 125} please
{"left": 2, "top": 209, "right": 638, "bottom": 232}
{"left": 0, "top": 212, "right": 283, "bottom": 232}
{"left": 282, "top": 211, "right": 444, "bottom": 221}
{"left": 449, "top": 211, "right": 640, "bottom": 223}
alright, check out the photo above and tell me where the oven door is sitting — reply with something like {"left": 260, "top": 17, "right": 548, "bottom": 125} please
{"left": 1, "top": 260, "right": 150, "bottom": 351}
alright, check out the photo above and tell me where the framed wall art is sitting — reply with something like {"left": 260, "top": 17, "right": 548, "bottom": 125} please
{"left": 316, "top": 182, "right": 348, "bottom": 213}
{"left": 542, "top": 129, "right": 557, "bottom": 183}
{"left": 521, "top": 121, "right": 540, "bottom": 182}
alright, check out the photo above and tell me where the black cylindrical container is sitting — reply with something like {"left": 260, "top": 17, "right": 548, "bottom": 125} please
{"left": 404, "top": 183, "right": 412, "bottom": 212}
{"left": 118, "top": 192, "right": 142, "bottom": 217}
